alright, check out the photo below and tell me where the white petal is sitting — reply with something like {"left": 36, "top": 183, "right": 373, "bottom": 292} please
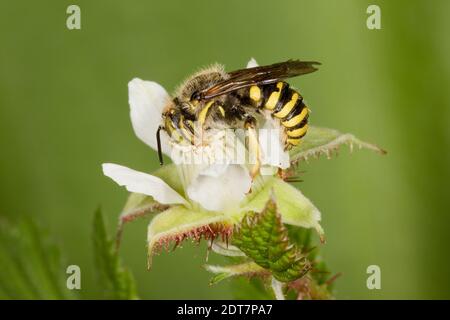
{"left": 128, "top": 78, "right": 171, "bottom": 155}
{"left": 187, "top": 165, "right": 251, "bottom": 211}
{"left": 102, "top": 163, "right": 187, "bottom": 205}
{"left": 200, "top": 164, "right": 230, "bottom": 177}
{"left": 246, "top": 58, "right": 259, "bottom": 68}
{"left": 259, "top": 115, "right": 290, "bottom": 169}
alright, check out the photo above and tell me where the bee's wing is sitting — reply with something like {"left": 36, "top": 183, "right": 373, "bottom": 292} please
{"left": 196, "top": 60, "right": 320, "bottom": 100}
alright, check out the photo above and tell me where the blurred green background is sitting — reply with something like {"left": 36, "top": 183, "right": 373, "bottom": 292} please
{"left": 1, "top": 0, "right": 449, "bottom": 299}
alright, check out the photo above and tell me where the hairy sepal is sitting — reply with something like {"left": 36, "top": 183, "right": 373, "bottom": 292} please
{"left": 147, "top": 206, "right": 232, "bottom": 267}
{"left": 204, "top": 262, "right": 267, "bottom": 285}
{"left": 290, "top": 126, "right": 386, "bottom": 164}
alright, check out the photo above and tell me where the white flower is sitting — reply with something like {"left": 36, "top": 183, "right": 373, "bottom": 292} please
{"left": 102, "top": 163, "right": 187, "bottom": 206}
{"left": 103, "top": 59, "right": 289, "bottom": 212}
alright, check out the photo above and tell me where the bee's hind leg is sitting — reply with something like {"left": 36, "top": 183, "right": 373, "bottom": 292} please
{"left": 244, "top": 115, "right": 261, "bottom": 179}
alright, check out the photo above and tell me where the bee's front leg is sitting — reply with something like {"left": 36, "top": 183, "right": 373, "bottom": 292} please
{"left": 244, "top": 115, "right": 261, "bottom": 179}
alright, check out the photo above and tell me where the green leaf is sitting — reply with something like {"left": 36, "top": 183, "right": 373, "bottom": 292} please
{"left": 204, "top": 262, "right": 266, "bottom": 285}
{"left": 243, "top": 177, "right": 324, "bottom": 238}
{"left": 233, "top": 197, "right": 311, "bottom": 282}
{"left": 147, "top": 206, "right": 232, "bottom": 266}
{"left": 0, "top": 217, "right": 77, "bottom": 299}
{"left": 285, "top": 225, "right": 337, "bottom": 299}
{"left": 287, "top": 225, "right": 313, "bottom": 251}
{"left": 92, "top": 209, "right": 138, "bottom": 299}
{"left": 289, "top": 126, "right": 386, "bottom": 164}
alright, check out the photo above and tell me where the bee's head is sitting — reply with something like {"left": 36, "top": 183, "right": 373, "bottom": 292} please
{"left": 173, "top": 97, "right": 196, "bottom": 117}
{"left": 162, "top": 99, "right": 178, "bottom": 119}
{"left": 161, "top": 106, "right": 175, "bottom": 127}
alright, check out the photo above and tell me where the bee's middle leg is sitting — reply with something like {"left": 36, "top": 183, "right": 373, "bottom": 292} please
{"left": 244, "top": 115, "right": 261, "bottom": 179}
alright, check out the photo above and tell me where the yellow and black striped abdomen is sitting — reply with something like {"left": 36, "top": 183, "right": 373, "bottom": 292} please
{"left": 248, "top": 81, "right": 309, "bottom": 148}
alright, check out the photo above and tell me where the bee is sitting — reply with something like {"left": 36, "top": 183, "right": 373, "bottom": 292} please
{"left": 157, "top": 60, "right": 320, "bottom": 176}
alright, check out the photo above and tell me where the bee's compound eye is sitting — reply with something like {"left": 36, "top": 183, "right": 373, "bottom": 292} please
{"left": 190, "top": 91, "right": 201, "bottom": 101}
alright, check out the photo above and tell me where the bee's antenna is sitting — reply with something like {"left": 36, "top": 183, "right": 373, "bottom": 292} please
{"left": 156, "top": 126, "right": 164, "bottom": 165}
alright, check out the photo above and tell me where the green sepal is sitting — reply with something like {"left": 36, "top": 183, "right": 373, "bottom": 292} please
{"left": 147, "top": 206, "right": 232, "bottom": 267}
{"left": 289, "top": 126, "right": 386, "bottom": 164}
{"left": 204, "top": 262, "right": 267, "bottom": 285}
{"left": 243, "top": 177, "right": 324, "bottom": 239}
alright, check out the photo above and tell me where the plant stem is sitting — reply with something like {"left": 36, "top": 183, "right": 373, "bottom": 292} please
{"left": 271, "top": 277, "right": 285, "bottom": 300}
